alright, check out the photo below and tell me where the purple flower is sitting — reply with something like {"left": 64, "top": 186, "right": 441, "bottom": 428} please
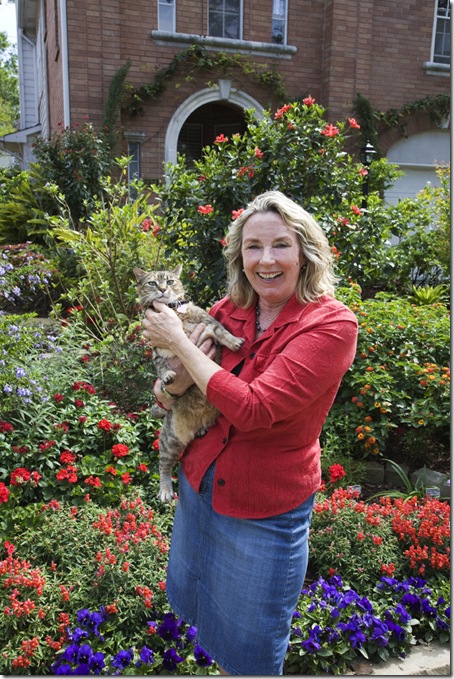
{"left": 194, "top": 644, "right": 213, "bottom": 667}
{"left": 162, "top": 648, "right": 184, "bottom": 671}
{"left": 157, "top": 612, "right": 182, "bottom": 641}
{"left": 138, "top": 645, "right": 154, "bottom": 666}
{"left": 111, "top": 648, "right": 134, "bottom": 670}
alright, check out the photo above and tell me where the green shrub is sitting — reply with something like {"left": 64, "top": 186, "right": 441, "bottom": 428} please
{"left": 325, "top": 284, "right": 450, "bottom": 465}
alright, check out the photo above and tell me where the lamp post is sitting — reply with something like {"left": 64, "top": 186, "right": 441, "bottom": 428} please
{"left": 359, "top": 141, "right": 377, "bottom": 208}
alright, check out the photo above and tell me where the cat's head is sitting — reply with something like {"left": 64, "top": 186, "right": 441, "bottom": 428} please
{"left": 134, "top": 265, "right": 185, "bottom": 308}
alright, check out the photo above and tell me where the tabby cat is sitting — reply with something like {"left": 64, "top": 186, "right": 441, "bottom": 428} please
{"left": 134, "top": 265, "right": 244, "bottom": 502}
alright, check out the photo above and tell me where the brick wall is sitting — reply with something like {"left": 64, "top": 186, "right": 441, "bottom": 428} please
{"left": 43, "top": 0, "right": 449, "bottom": 177}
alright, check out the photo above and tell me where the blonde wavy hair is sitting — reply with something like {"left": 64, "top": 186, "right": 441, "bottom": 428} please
{"left": 224, "top": 190, "right": 337, "bottom": 308}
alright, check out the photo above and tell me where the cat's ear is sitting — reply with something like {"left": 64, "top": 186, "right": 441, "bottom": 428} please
{"left": 171, "top": 265, "right": 183, "bottom": 278}
{"left": 133, "top": 267, "right": 146, "bottom": 282}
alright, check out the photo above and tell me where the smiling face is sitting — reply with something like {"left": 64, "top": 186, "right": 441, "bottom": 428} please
{"left": 241, "top": 211, "right": 304, "bottom": 307}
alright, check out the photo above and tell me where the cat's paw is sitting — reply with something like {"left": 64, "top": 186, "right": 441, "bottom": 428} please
{"left": 162, "top": 370, "right": 176, "bottom": 385}
{"left": 159, "top": 477, "right": 175, "bottom": 503}
{"left": 230, "top": 336, "right": 245, "bottom": 350}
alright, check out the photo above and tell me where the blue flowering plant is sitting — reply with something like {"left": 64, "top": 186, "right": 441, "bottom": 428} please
{"left": 50, "top": 607, "right": 216, "bottom": 675}
{"left": 0, "top": 243, "right": 57, "bottom": 315}
{"left": 284, "top": 574, "right": 450, "bottom": 675}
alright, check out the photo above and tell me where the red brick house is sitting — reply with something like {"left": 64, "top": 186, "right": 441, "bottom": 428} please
{"left": 2, "top": 0, "right": 450, "bottom": 199}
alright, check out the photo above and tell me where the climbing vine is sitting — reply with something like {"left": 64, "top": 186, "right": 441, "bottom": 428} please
{"left": 352, "top": 92, "right": 450, "bottom": 145}
{"left": 124, "top": 44, "right": 287, "bottom": 115}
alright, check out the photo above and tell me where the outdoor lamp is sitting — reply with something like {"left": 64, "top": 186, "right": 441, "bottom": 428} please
{"left": 360, "top": 141, "right": 377, "bottom": 166}
{"left": 360, "top": 141, "right": 377, "bottom": 207}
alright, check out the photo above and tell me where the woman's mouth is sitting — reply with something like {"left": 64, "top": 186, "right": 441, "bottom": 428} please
{"left": 257, "top": 272, "right": 283, "bottom": 280}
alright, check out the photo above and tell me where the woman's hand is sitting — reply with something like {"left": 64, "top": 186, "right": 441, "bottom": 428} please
{"left": 142, "top": 302, "right": 185, "bottom": 349}
{"left": 143, "top": 306, "right": 217, "bottom": 397}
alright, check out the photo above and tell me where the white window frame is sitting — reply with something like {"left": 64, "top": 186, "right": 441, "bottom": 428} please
{"left": 158, "top": 0, "right": 176, "bottom": 33}
{"left": 208, "top": 0, "right": 243, "bottom": 41}
{"left": 271, "top": 0, "right": 287, "bottom": 45}
{"left": 430, "top": 0, "right": 450, "bottom": 64}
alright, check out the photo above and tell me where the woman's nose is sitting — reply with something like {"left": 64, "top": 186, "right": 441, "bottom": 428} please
{"left": 260, "top": 248, "right": 276, "bottom": 264}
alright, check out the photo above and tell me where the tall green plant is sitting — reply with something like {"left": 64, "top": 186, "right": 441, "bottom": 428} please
{"left": 50, "top": 162, "right": 164, "bottom": 337}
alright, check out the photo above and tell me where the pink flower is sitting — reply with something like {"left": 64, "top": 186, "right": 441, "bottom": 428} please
{"left": 197, "top": 204, "right": 214, "bottom": 214}
{"left": 348, "top": 117, "right": 360, "bottom": 129}
{"left": 231, "top": 208, "right": 244, "bottom": 220}
{"left": 254, "top": 146, "right": 264, "bottom": 159}
{"left": 214, "top": 134, "right": 228, "bottom": 144}
{"left": 321, "top": 124, "right": 339, "bottom": 137}
{"left": 303, "top": 95, "right": 316, "bottom": 106}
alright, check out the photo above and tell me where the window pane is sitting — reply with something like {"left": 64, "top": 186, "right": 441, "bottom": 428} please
{"left": 209, "top": 12, "right": 223, "bottom": 36}
{"left": 225, "top": 14, "right": 239, "bottom": 39}
{"left": 272, "top": 19, "right": 284, "bottom": 44}
{"left": 159, "top": 4, "right": 174, "bottom": 31}
{"left": 209, "top": 0, "right": 224, "bottom": 10}
{"left": 225, "top": 0, "right": 240, "bottom": 12}
{"left": 272, "top": 0, "right": 285, "bottom": 18}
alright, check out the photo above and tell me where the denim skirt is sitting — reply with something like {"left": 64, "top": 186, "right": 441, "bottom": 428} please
{"left": 166, "top": 463, "right": 315, "bottom": 676}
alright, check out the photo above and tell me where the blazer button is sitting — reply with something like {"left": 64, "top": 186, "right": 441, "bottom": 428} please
{"left": 217, "top": 479, "right": 226, "bottom": 486}
{"left": 222, "top": 437, "right": 227, "bottom": 444}
{"left": 250, "top": 352, "right": 255, "bottom": 359}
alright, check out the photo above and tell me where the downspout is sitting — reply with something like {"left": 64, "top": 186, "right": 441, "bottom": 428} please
{"left": 60, "top": 0, "right": 70, "bottom": 127}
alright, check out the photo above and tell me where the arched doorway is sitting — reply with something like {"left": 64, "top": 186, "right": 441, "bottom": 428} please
{"left": 164, "top": 82, "right": 264, "bottom": 167}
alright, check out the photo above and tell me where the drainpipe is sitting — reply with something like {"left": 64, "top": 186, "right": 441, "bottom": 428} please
{"left": 60, "top": 0, "right": 70, "bottom": 127}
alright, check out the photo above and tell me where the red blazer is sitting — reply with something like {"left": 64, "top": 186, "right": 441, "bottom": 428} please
{"left": 181, "top": 293, "right": 358, "bottom": 519}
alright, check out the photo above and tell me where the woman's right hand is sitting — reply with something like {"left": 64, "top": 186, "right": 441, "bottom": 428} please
{"left": 158, "top": 323, "right": 216, "bottom": 397}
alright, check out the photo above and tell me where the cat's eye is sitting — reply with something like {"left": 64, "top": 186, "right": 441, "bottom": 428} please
{"left": 166, "top": 280, "right": 174, "bottom": 285}
{"left": 147, "top": 281, "right": 157, "bottom": 288}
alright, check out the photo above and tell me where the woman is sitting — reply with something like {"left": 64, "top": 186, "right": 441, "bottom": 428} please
{"left": 141, "top": 190, "right": 358, "bottom": 675}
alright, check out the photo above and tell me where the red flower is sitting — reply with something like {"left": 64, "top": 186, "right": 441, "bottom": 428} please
{"left": 121, "top": 472, "right": 132, "bottom": 485}
{"left": 231, "top": 208, "right": 244, "bottom": 220}
{"left": 85, "top": 476, "right": 102, "bottom": 488}
{"left": 214, "top": 133, "right": 228, "bottom": 143}
{"left": 0, "top": 421, "right": 14, "bottom": 434}
{"left": 97, "top": 419, "right": 113, "bottom": 432}
{"left": 303, "top": 95, "right": 316, "bottom": 106}
{"left": 152, "top": 439, "right": 159, "bottom": 451}
{"left": 137, "top": 463, "right": 148, "bottom": 473}
{"left": 112, "top": 444, "right": 130, "bottom": 458}
{"left": 39, "top": 440, "right": 56, "bottom": 451}
{"left": 10, "top": 467, "right": 31, "bottom": 485}
{"left": 348, "top": 117, "right": 360, "bottom": 129}
{"left": 351, "top": 204, "right": 362, "bottom": 216}
{"left": 274, "top": 103, "right": 293, "bottom": 119}
{"left": 197, "top": 204, "right": 214, "bottom": 214}
{"left": 60, "top": 450, "right": 76, "bottom": 465}
{"left": 0, "top": 483, "right": 9, "bottom": 503}
{"left": 78, "top": 416, "right": 87, "bottom": 424}
{"left": 321, "top": 124, "right": 339, "bottom": 137}
{"left": 219, "top": 238, "right": 227, "bottom": 247}
{"left": 141, "top": 218, "right": 152, "bottom": 231}
{"left": 254, "top": 146, "right": 264, "bottom": 159}
{"left": 329, "top": 464, "right": 346, "bottom": 483}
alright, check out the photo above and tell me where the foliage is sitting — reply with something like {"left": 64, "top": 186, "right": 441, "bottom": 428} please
{"left": 0, "top": 243, "right": 59, "bottom": 314}
{"left": 285, "top": 574, "right": 449, "bottom": 675}
{"left": 0, "top": 165, "right": 59, "bottom": 246}
{"left": 309, "top": 489, "right": 450, "bottom": 587}
{"left": 325, "top": 284, "right": 450, "bottom": 464}
{"left": 32, "top": 121, "right": 114, "bottom": 229}
{"left": 50, "top": 164, "right": 166, "bottom": 337}
{"left": 414, "top": 164, "right": 450, "bottom": 280}
{"left": 410, "top": 284, "right": 449, "bottom": 306}
{"left": 126, "top": 44, "right": 287, "bottom": 116}
{"left": 0, "top": 495, "right": 181, "bottom": 674}
{"left": 0, "top": 316, "right": 161, "bottom": 520}
{"left": 0, "top": 29, "right": 19, "bottom": 136}
{"left": 151, "top": 97, "right": 448, "bottom": 307}
{"left": 102, "top": 59, "right": 131, "bottom": 152}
